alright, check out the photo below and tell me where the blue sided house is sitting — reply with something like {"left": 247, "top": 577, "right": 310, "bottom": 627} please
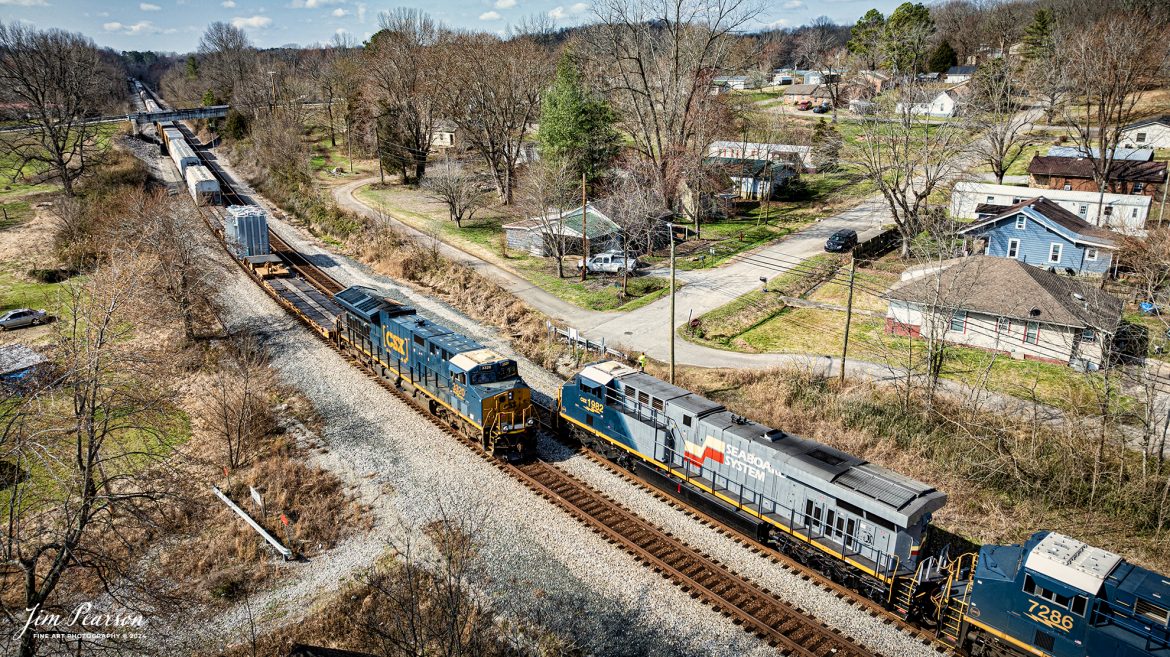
{"left": 958, "top": 197, "right": 1116, "bottom": 276}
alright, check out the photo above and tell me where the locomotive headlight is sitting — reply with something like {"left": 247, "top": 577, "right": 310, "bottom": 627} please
{"left": 526, "top": 418, "right": 535, "bottom": 427}
{"left": 508, "top": 391, "right": 514, "bottom": 400}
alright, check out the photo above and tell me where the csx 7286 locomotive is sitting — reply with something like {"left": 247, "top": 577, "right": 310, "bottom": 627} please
{"left": 335, "top": 286, "right": 534, "bottom": 459}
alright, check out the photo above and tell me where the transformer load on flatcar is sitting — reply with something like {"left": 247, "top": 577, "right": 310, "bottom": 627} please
{"left": 333, "top": 286, "right": 535, "bottom": 460}
{"left": 559, "top": 360, "right": 948, "bottom": 611}
{"left": 185, "top": 165, "right": 220, "bottom": 206}
{"left": 225, "top": 205, "right": 271, "bottom": 258}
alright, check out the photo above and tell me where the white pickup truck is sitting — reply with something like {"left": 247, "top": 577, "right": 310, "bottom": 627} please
{"left": 577, "top": 251, "right": 640, "bottom": 274}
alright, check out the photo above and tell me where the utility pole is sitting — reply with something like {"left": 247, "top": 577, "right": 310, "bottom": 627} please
{"left": 839, "top": 255, "right": 856, "bottom": 385}
{"left": 267, "top": 70, "right": 277, "bottom": 115}
{"left": 1160, "top": 168, "right": 1168, "bottom": 224}
{"left": 669, "top": 221, "right": 676, "bottom": 385}
{"left": 580, "top": 171, "right": 588, "bottom": 282}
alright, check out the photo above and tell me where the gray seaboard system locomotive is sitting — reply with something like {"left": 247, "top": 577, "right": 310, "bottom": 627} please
{"left": 558, "top": 359, "right": 948, "bottom": 614}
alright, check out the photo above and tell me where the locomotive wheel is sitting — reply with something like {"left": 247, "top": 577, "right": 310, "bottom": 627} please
{"left": 428, "top": 400, "right": 438, "bottom": 416}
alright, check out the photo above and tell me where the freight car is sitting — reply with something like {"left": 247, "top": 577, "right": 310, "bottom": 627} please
{"left": 334, "top": 286, "right": 535, "bottom": 460}
{"left": 185, "top": 164, "right": 221, "bottom": 205}
{"left": 558, "top": 360, "right": 948, "bottom": 612}
{"left": 940, "top": 531, "right": 1170, "bottom": 657}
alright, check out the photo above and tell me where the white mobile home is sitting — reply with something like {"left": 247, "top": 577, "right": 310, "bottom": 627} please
{"left": 950, "top": 181, "right": 1151, "bottom": 235}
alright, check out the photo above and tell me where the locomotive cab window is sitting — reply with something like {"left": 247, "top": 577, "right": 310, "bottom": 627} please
{"left": 498, "top": 361, "right": 517, "bottom": 380}
{"left": 683, "top": 415, "right": 692, "bottom": 427}
{"left": 453, "top": 372, "right": 466, "bottom": 384}
{"left": 1071, "top": 595, "right": 1087, "bottom": 616}
{"left": 1023, "top": 575, "right": 1072, "bottom": 608}
{"left": 471, "top": 366, "right": 494, "bottom": 385}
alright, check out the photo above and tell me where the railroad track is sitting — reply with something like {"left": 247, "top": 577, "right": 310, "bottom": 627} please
{"left": 173, "top": 108, "right": 892, "bottom": 655}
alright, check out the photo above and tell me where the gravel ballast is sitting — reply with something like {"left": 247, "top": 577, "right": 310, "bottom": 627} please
{"left": 187, "top": 151, "right": 940, "bottom": 656}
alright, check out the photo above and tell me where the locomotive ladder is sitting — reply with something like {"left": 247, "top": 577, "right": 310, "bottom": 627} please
{"left": 936, "top": 552, "right": 978, "bottom": 645}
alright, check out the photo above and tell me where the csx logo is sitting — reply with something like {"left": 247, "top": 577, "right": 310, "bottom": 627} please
{"left": 684, "top": 436, "right": 725, "bottom": 468}
{"left": 452, "top": 383, "right": 466, "bottom": 400}
{"left": 383, "top": 331, "right": 408, "bottom": 361}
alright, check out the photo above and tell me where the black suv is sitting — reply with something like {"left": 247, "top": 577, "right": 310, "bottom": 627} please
{"left": 824, "top": 228, "right": 858, "bottom": 253}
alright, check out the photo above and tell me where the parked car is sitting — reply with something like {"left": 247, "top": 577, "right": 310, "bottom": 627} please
{"left": 578, "top": 251, "right": 640, "bottom": 274}
{"left": 812, "top": 102, "right": 831, "bottom": 114}
{"left": 824, "top": 229, "right": 858, "bottom": 253}
{"left": 0, "top": 308, "right": 47, "bottom": 330}
{"left": 795, "top": 100, "right": 813, "bottom": 111}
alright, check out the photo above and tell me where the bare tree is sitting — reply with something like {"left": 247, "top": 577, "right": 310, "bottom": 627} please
{"left": 585, "top": 0, "right": 763, "bottom": 209}
{"left": 423, "top": 157, "right": 492, "bottom": 228}
{"left": 967, "top": 55, "right": 1035, "bottom": 184}
{"left": 1061, "top": 12, "right": 1170, "bottom": 224}
{"left": 602, "top": 161, "right": 669, "bottom": 294}
{"left": 443, "top": 34, "right": 549, "bottom": 203}
{"left": 365, "top": 9, "right": 442, "bottom": 184}
{"left": 0, "top": 23, "right": 123, "bottom": 196}
{"left": 200, "top": 334, "right": 275, "bottom": 470}
{"left": 1, "top": 254, "right": 175, "bottom": 657}
{"left": 197, "top": 21, "right": 254, "bottom": 104}
{"left": 795, "top": 17, "right": 847, "bottom": 121}
{"left": 847, "top": 86, "right": 970, "bottom": 257}
{"left": 513, "top": 158, "right": 576, "bottom": 277}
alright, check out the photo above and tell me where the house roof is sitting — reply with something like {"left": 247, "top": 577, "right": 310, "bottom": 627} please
{"left": 1046, "top": 146, "right": 1154, "bottom": 162}
{"left": 958, "top": 197, "right": 1117, "bottom": 247}
{"left": 0, "top": 344, "right": 46, "bottom": 377}
{"left": 783, "top": 84, "right": 831, "bottom": 97}
{"left": 946, "top": 66, "right": 977, "bottom": 75}
{"left": 1124, "top": 114, "right": 1170, "bottom": 131}
{"left": 942, "top": 82, "right": 972, "bottom": 101}
{"left": 704, "top": 156, "right": 793, "bottom": 178}
{"left": 502, "top": 202, "right": 619, "bottom": 239}
{"left": 953, "top": 181, "right": 1153, "bottom": 208}
{"left": 1027, "top": 156, "right": 1167, "bottom": 183}
{"left": 707, "top": 141, "right": 814, "bottom": 169}
{"left": 885, "top": 256, "right": 1124, "bottom": 332}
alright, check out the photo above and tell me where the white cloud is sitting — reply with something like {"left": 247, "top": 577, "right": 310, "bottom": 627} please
{"left": 479, "top": 10, "right": 500, "bottom": 20}
{"left": 139, "top": 2, "right": 160, "bottom": 10}
{"left": 356, "top": 2, "right": 366, "bottom": 23}
{"left": 102, "top": 20, "right": 165, "bottom": 35}
{"left": 289, "top": 0, "right": 344, "bottom": 7}
{"left": 760, "top": 18, "right": 789, "bottom": 29}
{"left": 335, "top": 27, "right": 347, "bottom": 34}
{"left": 221, "top": 0, "right": 235, "bottom": 6}
{"left": 548, "top": 2, "right": 587, "bottom": 20}
{"left": 494, "top": 0, "right": 516, "bottom": 7}
{"left": 331, "top": 7, "right": 348, "bottom": 16}
{"left": 231, "top": 15, "right": 273, "bottom": 28}
{"left": 781, "top": 0, "right": 804, "bottom": 8}
{"left": 0, "top": 0, "right": 49, "bottom": 6}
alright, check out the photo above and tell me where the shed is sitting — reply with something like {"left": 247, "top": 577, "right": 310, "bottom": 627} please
{"left": 0, "top": 344, "right": 46, "bottom": 384}
{"left": 503, "top": 203, "right": 620, "bottom": 257}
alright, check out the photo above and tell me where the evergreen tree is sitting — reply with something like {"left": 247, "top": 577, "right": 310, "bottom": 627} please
{"left": 881, "top": 2, "right": 934, "bottom": 75}
{"left": 537, "top": 52, "right": 621, "bottom": 182}
{"left": 1022, "top": 8, "right": 1055, "bottom": 61}
{"left": 810, "top": 119, "right": 842, "bottom": 172}
{"left": 927, "top": 41, "right": 958, "bottom": 73}
{"left": 847, "top": 9, "right": 886, "bottom": 70}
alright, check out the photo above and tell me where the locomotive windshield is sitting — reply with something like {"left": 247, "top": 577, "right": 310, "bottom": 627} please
{"left": 469, "top": 360, "right": 518, "bottom": 385}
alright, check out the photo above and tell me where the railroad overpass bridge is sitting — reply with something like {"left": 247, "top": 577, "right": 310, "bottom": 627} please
{"left": 129, "top": 105, "right": 229, "bottom": 133}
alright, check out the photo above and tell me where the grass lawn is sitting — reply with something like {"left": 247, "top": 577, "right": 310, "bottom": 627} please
{"left": 0, "top": 199, "right": 32, "bottom": 230}
{"left": 0, "top": 265, "right": 78, "bottom": 314}
{"left": 305, "top": 122, "right": 376, "bottom": 183}
{"left": 355, "top": 183, "right": 672, "bottom": 312}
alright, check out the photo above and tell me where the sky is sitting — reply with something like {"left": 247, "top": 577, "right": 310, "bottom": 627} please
{"left": 0, "top": 0, "right": 907, "bottom": 53}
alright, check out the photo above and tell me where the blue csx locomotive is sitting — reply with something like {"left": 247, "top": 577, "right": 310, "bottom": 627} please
{"left": 559, "top": 360, "right": 1170, "bottom": 657}
{"left": 334, "top": 286, "right": 535, "bottom": 458}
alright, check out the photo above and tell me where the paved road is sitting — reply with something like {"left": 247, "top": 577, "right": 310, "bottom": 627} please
{"left": 334, "top": 177, "right": 893, "bottom": 369}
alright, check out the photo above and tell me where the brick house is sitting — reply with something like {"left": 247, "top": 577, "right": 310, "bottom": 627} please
{"left": 783, "top": 84, "right": 834, "bottom": 106}
{"left": 883, "top": 256, "right": 1123, "bottom": 369}
{"left": 1026, "top": 155, "right": 1166, "bottom": 197}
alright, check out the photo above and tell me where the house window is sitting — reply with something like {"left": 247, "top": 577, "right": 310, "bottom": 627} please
{"left": 1103, "top": 205, "right": 1114, "bottom": 217}
{"left": 1012, "top": 197, "right": 1022, "bottom": 203}
{"left": 1079, "top": 329, "right": 1096, "bottom": 343}
{"left": 997, "top": 317, "right": 1011, "bottom": 333}
{"left": 1015, "top": 215, "right": 1027, "bottom": 229}
{"left": 986, "top": 195, "right": 995, "bottom": 203}
{"left": 1048, "top": 243, "right": 1063, "bottom": 263}
{"left": 1078, "top": 205, "right": 1088, "bottom": 217}
{"left": 1063, "top": 184, "right": 1072, "bottom": 191}
{"left": 1025, "top": 322, "right": 1040, "bottom": 345}
{"left": 1135, "top": 182, "right": 1145, "bottom": 193}
{"left": 1007, "top": 239, "right": 1020, "bottom": 259}
{"left": 1136, "top": 132, "right": 1148, "bottom": 143}
{"left": 1132, "top": 207, "right": 1140, "bottom": 218}
{"left": 949, "top": 311, "right": 967, "bottom": 333}
{"left": 1086, "top": 248, "right": 1098, "bottom": 261}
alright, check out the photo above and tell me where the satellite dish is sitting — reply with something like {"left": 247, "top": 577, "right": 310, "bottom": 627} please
{"left": 1030, "top": 308, "right": 1041, "bottom": 317}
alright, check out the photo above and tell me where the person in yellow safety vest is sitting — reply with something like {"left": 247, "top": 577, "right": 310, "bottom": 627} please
{"left": 637, "top": 352, "right": 646, "bottom": 371}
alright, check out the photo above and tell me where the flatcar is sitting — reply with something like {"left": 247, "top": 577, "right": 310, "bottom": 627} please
{"left": 334, "top": 286, "right": 535, "bottom": 460}
{"left": 941, "top": 531, "right": 1170, "bottom": 657}
{"left": 558, "top": 360, "right": 948, "bottom": 612}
